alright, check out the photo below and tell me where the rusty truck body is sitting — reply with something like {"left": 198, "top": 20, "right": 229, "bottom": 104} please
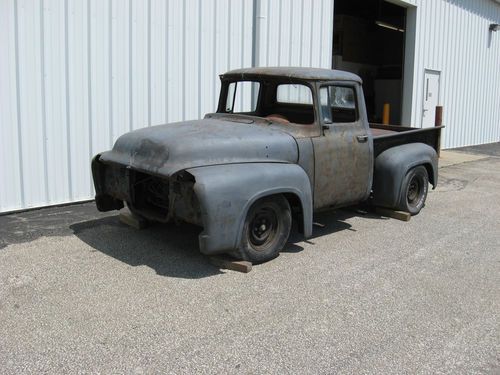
{"left": 92, "top": 67, "right": 442, "bottom": 263}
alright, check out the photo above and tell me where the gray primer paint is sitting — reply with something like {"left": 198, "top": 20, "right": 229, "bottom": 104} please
{"left": 99, "top": 119, "right": 299, "bottom": 176}
{"left": 92, "top": 70, "right": 442, "bottom": 257}
{"left": 187, "top": 163, "right": 312, "bottom": 254}
{"left": 372, "top": 143, "right": 438, "bottom": 209}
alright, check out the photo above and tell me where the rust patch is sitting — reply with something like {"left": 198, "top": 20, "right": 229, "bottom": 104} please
{"left": 131, "top": 139, "right": 169, "bottom": 171}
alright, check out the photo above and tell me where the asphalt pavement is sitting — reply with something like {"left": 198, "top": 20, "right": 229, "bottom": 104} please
{"left": 0, "top": 143, "right": 499, "bottom": 374}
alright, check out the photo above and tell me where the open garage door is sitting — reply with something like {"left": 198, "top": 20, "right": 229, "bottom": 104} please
{"left": 333, "top": 0, "right": 408, "bottom": 125}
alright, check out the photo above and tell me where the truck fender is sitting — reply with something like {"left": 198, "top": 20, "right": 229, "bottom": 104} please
{"left": 186, "top": 163, "right": 313, "bottom": 255}
{"left": 92, "top": 154, "right": 125, "bottom": 211}
{"left": 372, "top": 143, "right": 438, "bottom": 209}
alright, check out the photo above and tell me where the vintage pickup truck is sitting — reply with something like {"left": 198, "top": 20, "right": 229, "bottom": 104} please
{"left": 92, "top": 67, "right": 442, "bottom": 263}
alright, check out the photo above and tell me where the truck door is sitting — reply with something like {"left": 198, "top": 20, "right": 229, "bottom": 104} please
{"left": 312, "top": 83, "right": 373, "bottom": 209}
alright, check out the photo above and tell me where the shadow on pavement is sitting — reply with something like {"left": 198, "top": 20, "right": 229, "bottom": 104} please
{"left": 0, "top": 202, "right": 111, "bottom": 250}
{"left": 70, "top": 207, "right": 386, "bottom": 278}
{"left": 281, "top": 206, "right": 388, "bottom": 254}
{"left": 70, "top": 216, "right": 224, "bottom": 279}
{"left": 2, "top": 200, "right": 387, "bottom": 278}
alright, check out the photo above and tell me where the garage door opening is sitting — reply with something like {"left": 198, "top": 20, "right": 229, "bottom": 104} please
{"left": 333, "top": 0, "right": 408, "bottom": 125}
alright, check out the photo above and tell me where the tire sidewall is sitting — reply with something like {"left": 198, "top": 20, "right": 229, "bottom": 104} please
{"left": 237, "top": 195, "right": 292, "bottom": 263}
{"left": 400, "top": 166, "right": 429, "bottom": 215}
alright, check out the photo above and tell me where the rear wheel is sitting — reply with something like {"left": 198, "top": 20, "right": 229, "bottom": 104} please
{"left": 398, "top": 166, "right": 429, "bottom": 215}
{"left": 234, "top": 195, "right": 292, "bottom": 263}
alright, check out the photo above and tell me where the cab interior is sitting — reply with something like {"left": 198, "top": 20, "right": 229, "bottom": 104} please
{"left": 217, "top": 79, "right": 316, "bottom": 125}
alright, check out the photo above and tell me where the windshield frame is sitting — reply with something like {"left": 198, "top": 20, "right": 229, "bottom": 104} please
{"left": 217, "top": 77, "right": 321, "bottom": 138}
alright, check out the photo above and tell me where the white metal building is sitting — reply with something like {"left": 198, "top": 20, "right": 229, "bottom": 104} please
{"left": 1, "top": 0, "right": 499, "bottom": 213}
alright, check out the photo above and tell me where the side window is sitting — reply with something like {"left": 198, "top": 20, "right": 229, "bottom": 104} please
{"left": 276, "top": 84, "right": 313, "bottom": 105}
{"left": 225, "top": 81, "right": 260, "bottom": 113}
{"left": 319, "top": 85, "right": 358, "bottom": 123}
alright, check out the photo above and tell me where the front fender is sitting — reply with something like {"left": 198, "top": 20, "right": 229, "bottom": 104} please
{"left": 186, "top": 163, "right": 313, "bottom": 255}
{"left": 372, "top": 143, "right": 438, "bottom": 209}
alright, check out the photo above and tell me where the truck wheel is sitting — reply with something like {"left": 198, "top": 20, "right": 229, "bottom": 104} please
{"left": 126, "top": 201, "right": 148, "bottom": 221}
{"left": 398, "top": 166, "right": 429, "bottom": 215}
{"left": 235, "top": 195, "right": 292, "bottom": 263}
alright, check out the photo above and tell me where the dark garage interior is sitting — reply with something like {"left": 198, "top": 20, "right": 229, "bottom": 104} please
{"left": 333, "top": 0, "right": 407, "bottom": 124}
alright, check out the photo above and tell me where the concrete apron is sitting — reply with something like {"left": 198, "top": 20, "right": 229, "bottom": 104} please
{"left": 438, "top": 150, "right": 489, "bottom": 168}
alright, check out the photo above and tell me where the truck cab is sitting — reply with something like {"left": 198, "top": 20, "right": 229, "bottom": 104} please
{"left": 214, "top": 67, "right": 373, "bottom": 211}
{"left": 92, "top": 67, "right": 441, "bottom": 263}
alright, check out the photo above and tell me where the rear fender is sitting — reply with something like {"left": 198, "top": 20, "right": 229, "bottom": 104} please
{"left": 186, "top": 163, "right": 313, "bottom": 255}
{"left": 372, "top": 143, "right": 438, "bottom": 209}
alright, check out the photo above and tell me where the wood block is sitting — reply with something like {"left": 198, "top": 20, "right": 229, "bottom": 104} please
{"left": 119, "top": 211, "right": 149, "bottom": 229}
{"left": 313, "top": 222, "right": 326, "bottom": 228}
{"left": 209, "top": 256, "right": 252, "bottom": 273}
{"left": 374, "top": 207, "right": 411, "bottom": 222}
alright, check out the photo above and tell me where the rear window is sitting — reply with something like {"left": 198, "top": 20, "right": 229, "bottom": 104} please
{"left": 276, "top": 84, "right": 313, "bottom": 105}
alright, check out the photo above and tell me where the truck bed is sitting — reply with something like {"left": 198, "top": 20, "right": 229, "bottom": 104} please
{"left": 370, "top": 123, "right": 444, "bottom": 158}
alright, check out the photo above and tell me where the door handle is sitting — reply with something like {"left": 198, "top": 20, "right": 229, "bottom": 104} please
{"left": 356, "top": 134, "right": 368, "bottom": 143}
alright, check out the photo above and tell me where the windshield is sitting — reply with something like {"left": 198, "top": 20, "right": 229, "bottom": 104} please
{"left": 224, "top": 81, "right": 260, "bottom": 114}
{"left": 220, "top": 80, "right": 315, "bottom": 126}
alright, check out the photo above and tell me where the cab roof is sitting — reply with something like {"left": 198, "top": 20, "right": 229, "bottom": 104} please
{"left": 221, "top": 67, "right": 362, "bottom": 83}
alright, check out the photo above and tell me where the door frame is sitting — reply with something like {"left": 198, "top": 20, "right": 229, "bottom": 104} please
{"left": 311, "top": 81, "right": 373, "bottom": 210}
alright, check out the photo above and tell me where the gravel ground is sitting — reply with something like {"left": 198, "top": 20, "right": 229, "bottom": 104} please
{"left": 0, "top": 147, "right": 499, "bottom": 374}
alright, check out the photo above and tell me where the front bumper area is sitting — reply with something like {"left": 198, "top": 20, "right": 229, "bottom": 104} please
{"left": 91, "top": 154, "right": 201, "bottom": 226}
{"left": 92, "top": 154, "right": 126, "bottom": 212}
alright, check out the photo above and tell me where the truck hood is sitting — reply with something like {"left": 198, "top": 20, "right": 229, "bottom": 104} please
{"left": 98, "top": 118, "right": 298, "bottom": 175}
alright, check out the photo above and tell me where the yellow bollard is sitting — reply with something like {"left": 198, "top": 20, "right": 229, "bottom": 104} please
{"left": 382, "top": 103, "right": 390, "bottom": 125}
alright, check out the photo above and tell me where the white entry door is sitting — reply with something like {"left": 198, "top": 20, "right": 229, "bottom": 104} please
{"left": 421, "top": 70, "right": 440, "bottom": 128}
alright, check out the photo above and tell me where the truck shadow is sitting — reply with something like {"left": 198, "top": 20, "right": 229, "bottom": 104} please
{"left": 70, "top": 216, "right": 223, "bottom": 279}
{"left": 284, "top": 207, "right": 388, "bottom": 253}
{"left": 71, "top": 207, "right": 387, "bottom": 279}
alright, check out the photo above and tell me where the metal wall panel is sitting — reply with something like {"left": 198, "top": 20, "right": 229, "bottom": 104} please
{"left": 409, "top": 0, "right": 500, "bottom": 148}
{"left": 5, "top": 0, "right": 497, "bottom": 213}
{"left": 0, "top": 0, "right": 333, "bottom": 212}
{"left": 255, "top": 0, "right": 334, "bottom": 68}
{"left": 0, "top": 0, "right": 253, "bottom": 212}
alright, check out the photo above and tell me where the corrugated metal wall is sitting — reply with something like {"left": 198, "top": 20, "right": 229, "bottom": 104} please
{"left": 255, "top": 0, "right": 334, "bottom": 68}
{"left": 409, "top": 0, "right": 500, "bottom": 148}
{"left": 0, "top": 0, "right": 334, "bottom": 213}
{"left": 2, "top": 0, "right": 498, "bottom": 213}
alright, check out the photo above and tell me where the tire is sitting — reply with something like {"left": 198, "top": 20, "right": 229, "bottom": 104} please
{"left": 398, "top": 166, "right": 429, "bottom": 215}
{"left": 126, "top": 201, "right": 149, "bottom": 221}
{"left": 234, "top": 195, "right": 292, "bottom": 263}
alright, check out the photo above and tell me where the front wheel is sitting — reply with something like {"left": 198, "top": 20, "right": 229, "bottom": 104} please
{"left": 398, "top": 166, "right": 429, "bottom": 215}
{"left": 234, "top": 195, "right": 292, "bottom": 263}
{"left": 126, "top": 201, "right": 149, "bottom": 222}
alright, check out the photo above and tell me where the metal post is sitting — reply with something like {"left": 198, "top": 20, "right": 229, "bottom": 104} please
{"left": 435, "top": 106, "right": 443, "bottom": 157}
{"left": 435, "top": 106, "right": 443, "bottom": 126}
{"left": 382, "top": 103, "right": 390, "bottom": 125}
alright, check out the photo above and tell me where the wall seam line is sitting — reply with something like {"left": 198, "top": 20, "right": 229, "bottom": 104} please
{"left": 13, "top": 0, "right": 25, "bottom": 208}
{"left": 40, "top": 0, "right": 49, "bottom": 203}
{"left": 147, "top": 0, "right": 151, "bottom": 125}
{"left": 197, "top": 0, "right": 202, "bottom": 119}
{"left": 64, "top": 0, "right": 73, "bottom": 200}
{"left": 128, "top": 0, "right": 133, "bottom": 131}
{"left": 87, "top": 0, "right": 94, "bottom": 194}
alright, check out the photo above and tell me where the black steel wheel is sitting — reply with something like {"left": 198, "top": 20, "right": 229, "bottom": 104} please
{"left": 235, "top": 195, "right": 292, "bottom": 263}
{"left": 398, "top": 165, "right": 429, "bottom": 215}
